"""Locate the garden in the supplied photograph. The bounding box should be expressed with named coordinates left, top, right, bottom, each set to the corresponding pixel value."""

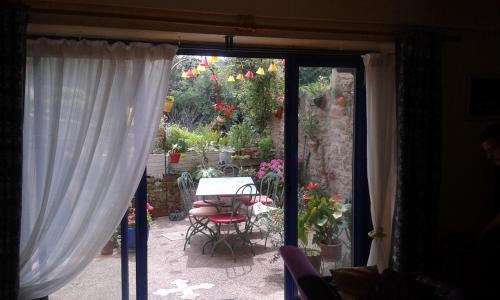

left=128, top=56, right=355, bottom=272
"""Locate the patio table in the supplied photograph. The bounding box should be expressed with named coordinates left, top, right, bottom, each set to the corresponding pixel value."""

left=195, top=176, right=257, bottom=198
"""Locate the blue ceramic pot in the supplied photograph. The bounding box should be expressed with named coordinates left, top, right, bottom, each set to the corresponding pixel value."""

left=126, top=227, right=149, bottom=249
left=168, top=211, right=185, bottom=221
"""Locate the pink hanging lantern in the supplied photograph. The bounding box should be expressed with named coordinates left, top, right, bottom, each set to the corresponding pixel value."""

left=186, top=69, right=194, bottom=78
left=200, top=56, right=209, bottom=67
left=245, top=71, right=254, bottom=78
left=210, top=74, right=217, bottom=81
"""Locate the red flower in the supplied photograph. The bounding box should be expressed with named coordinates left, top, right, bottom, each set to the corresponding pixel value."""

left=215, top=102, right=225, bottom=111
left=303, top=194, right=313, bottom=201
left=335, top=194, right=343, bottom=201
left=306, top=182, right=318, bottom=191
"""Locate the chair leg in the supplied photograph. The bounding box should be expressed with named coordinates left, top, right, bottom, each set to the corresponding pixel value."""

left=184, top=215, right=214, bottom=250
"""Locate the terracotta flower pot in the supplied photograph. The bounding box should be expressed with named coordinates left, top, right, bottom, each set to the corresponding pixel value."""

left=100, top=239, right=114, bottom=255
left=302, top=248, right=322, bottom=273
left=336, top=96, right=346, bottom=107
left=169, top=152, right=181, bottom=163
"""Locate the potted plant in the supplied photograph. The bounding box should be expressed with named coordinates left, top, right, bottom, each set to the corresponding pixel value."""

left=168, top=143, right=181, bottom=163
left=333, top=86, right=346, bottom=107
left=126, top=203, right=154, bottom=249
left=163, top=95, right=174, bottom=112
left=299, top=182, right=345, bottom=261
left=301, top=81, right=328, bottom=109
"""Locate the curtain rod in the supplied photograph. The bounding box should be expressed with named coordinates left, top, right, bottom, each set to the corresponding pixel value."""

left=26, top=35, right=376, bottom=57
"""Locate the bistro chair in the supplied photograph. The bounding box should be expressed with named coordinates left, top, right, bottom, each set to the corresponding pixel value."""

left=239, top=171, right=283, bottom=245
left=218, top=163, right=240, bottom=177
left=205, top=183, right=257, bottom=260
left=177, top=172, right=218, bottom=250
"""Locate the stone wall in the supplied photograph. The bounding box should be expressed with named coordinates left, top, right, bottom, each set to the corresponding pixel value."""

left=270, top=69, right=354, bottom=199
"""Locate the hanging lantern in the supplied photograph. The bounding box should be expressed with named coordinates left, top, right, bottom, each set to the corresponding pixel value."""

left=181, top=71, right=189, bottom=78
left=210, top=56, right=219, bottom=63
left=210, top=74, right=217, bottom=81
left=192, top=68, right=200, bottom=76
left=200, top=56, right=209, bottom=67
left=227, top=75, right=235, bottom=82
left=186, top=69, right=194, bottom=78
left=268, top=62, right=277, bottom=73
left=256, top=67, right=265, bottom=75
left=197, top=65, right=206, bottom=72
left=245, top=71, right=254, bottom=78
left=236, top=73, right=244, bottom=80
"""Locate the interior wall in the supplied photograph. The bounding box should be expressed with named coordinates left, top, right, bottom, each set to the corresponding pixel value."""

left=439, top=31, right=500, bottom=236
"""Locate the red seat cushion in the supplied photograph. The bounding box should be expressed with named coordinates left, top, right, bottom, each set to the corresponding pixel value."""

left=208, top=213, right=246, bottom=224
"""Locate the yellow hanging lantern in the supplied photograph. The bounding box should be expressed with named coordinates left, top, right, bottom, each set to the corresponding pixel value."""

left=236, top=73, right=244, bottom=80
left=227, top=75, right=236, bottom=82
left=197, top=65, right=206, bottom=72
left=210, top=56, right=219, bottom=63
left=268, top=62, right=277, bottom=73
left=181, top=71, right=189, bottom=78
left=192, top=68, right=200, bottom=76
left=256, top=67, right=266, bottom=75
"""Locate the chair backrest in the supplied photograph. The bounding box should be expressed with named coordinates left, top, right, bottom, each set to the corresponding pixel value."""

left=218, top=163, right=240, bottom=177
left=279, top=245, right=342, bottom=300
left=233, top=183, right=258, bottom=213
left=259, top=170, right=284, bottom=207
left=177, top=172, right=196, bottom=211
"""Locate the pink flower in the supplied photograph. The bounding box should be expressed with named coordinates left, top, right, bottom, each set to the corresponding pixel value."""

left=303, top=194, right=313, bottom=202
left=335, top=194, right=343, bottom=201
left=147, top=203, right=154, bottom=212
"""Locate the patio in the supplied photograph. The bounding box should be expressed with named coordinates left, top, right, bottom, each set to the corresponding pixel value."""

left=52, top=216, right=285, bottom=300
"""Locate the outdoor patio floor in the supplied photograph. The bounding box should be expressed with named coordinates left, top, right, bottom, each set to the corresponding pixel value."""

left=52, top=216, right=285, bottom=300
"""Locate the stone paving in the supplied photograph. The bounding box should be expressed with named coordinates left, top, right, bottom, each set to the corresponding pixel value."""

left=52, top=216, right=285, bottom=300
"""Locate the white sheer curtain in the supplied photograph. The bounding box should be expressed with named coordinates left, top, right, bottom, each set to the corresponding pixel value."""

left=20, top=38, right=176, bottom=299
left=363, top=54, right=396, bottom=272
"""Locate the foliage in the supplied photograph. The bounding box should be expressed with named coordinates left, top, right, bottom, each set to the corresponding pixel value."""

left=153, top=121, right=191, bottom=154
left=227, top=122, right=256, bottom=150
left=300, top=111, right=319, bottom=141
left=299, top=67, right=332, bottom=86
left=239, top=167, right=257, bottom=178
left=298, top=183, right=348, bottom=245
left=187, top=126, right=219, bottom=167
left=258, top=135, right=275, bottom=161
left=193, top=167, right=223, bottom=180
left=166, top=95, right=174, bottom=102
left=127, top=203, right=154, bottom=227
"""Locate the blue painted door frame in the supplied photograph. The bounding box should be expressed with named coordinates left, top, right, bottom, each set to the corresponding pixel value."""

left=122, top=47, right=370, bottom=300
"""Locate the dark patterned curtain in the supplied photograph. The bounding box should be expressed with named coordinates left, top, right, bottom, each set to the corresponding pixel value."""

left=0, top=5, right=26, bottom=299
left=390, top=31, right=441, bottom=275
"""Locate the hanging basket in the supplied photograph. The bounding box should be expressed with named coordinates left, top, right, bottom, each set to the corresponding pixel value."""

left=163, top=101, right=174, bottom=112
left=274, top=107, right=284, bottom=119
left=336, top=96, right=346, bottom=107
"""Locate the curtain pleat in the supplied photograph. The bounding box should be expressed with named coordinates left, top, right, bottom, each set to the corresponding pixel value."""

left=0, top=6, right=26, bottom=300
left=390, top=31, right=442, bottom=275
left=20, top=38, right=176, bottom=299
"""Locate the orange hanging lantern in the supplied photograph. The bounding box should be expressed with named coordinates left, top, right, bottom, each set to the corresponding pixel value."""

left=236, top=73, right=244, bottom=80
left=268, top=62, right=277, bottom=73
left=210, top=56, right=219, bottom=63
left=210, top=74, right=217, bottom=81
left=245, top=71, right=254, bottom=78
left=256, top=67, right=265, bottom=75
left=200, top=56, right=209, bottom=67
left=227, top=75, right=235, bottom=82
